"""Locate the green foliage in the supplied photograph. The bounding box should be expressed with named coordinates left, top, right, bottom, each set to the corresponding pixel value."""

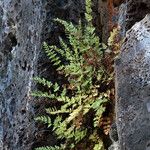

left=33, top=0, right=115, bottom=149
left=35, top=145, right=63, bottom=150
left=85, top=0, right=92, bottom=24
left=107, top=27, right=122, bottom=58
left=35, top=116, right=52, bottom=127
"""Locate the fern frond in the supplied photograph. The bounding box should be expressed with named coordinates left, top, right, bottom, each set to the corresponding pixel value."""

left=93, top=141, right=104, bottom=150
left=31, top=91, right=55, bottom=99
left=85, top=0, right=92, bottom=23
left=55, top=19, right=83, bottom=61
left=43, top=42, right=62, bottom=67
left=35, top=145, right=62, bottom=150
left=58, top=37, right=70, bottom=56
left=33, top=77, right=52, bottom=88
left=46, top=107, right=70, bottom=115
left=108, top=27, right=119, bottom=47
left=93, top=106, right=106, bottom=128
left=54, top=121, right=67, bottom=139
left=57, top=94, right=70, bottom=103
left=54, top=18, right=78, bottom=35
left=48, top=45, right=64, bottom=57
left=35, top=116, right=52, bottom=127
left=74, top=129, right=87, bottom=142
left=63, top=126, right=75, bottom=139
left=83, top=103, right=92, bottom=115
left=53, top=116, right=63, bottom=130
left=53, top=82, right=60, bottom=92
left=56, top=65, right=65, bottom=72
left=66, top=106, right=83, bottom=123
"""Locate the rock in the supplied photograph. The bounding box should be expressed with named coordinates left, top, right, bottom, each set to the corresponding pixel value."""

left=115, top=14, right=150, bottom=150
left=1, top=0, right=150, bottom=149
left=109, top=122, right=118, bottom=142
left=108, top=141, right=120, bottom=150
left=0, top=0, right=44, bottom=149
left=125, top=0, right=150, bottom=30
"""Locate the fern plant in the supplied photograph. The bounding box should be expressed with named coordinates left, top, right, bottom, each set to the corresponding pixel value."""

left=32, top=0, right=115, bottom=149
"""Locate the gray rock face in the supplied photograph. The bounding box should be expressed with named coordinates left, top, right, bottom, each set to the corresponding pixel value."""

left=125, top=0, right=150, bottom=30
left=0, top=0, right=44, bottom=149
left=1, top=0, right=150, bottom=149
left=115, top=14, right=150, bottom=150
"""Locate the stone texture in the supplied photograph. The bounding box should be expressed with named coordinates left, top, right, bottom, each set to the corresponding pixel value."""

left=0, top=0, right=44, bottom=149
left=125, top=0, right=150, bottom=30
left=115, top=14, right=150, bottom=150
left=98, top=0, right=110, bottom=42
left=97, top=0, right=150, bottom=43
left=1, top=0, right=150, bottom=149
left=97, top=0, right=127, bottom=43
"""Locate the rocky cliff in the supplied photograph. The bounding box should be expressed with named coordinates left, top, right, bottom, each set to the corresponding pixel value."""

left=0, top=0, right=150, bottom=149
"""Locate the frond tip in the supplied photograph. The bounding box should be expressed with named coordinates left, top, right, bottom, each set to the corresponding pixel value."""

left=35, top=116, right=52, bottom=127
left=35, top=145, right=62, bottom=150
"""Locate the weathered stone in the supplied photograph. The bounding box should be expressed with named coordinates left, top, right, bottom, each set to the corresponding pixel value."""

left=98, top=0, right=110, bottom=42
left=97, top=0, right=150, bottom=43
left=0, top=0, right=44, bottom=149
left=108, top=142, right=120, bottom=150
left=1, top=0, right=150, bottom=149
left=125, top=0, right=150, bottom=30
left=115, top=14, right=150, bottom=150
left=97, top=0, right=127, bottom=43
